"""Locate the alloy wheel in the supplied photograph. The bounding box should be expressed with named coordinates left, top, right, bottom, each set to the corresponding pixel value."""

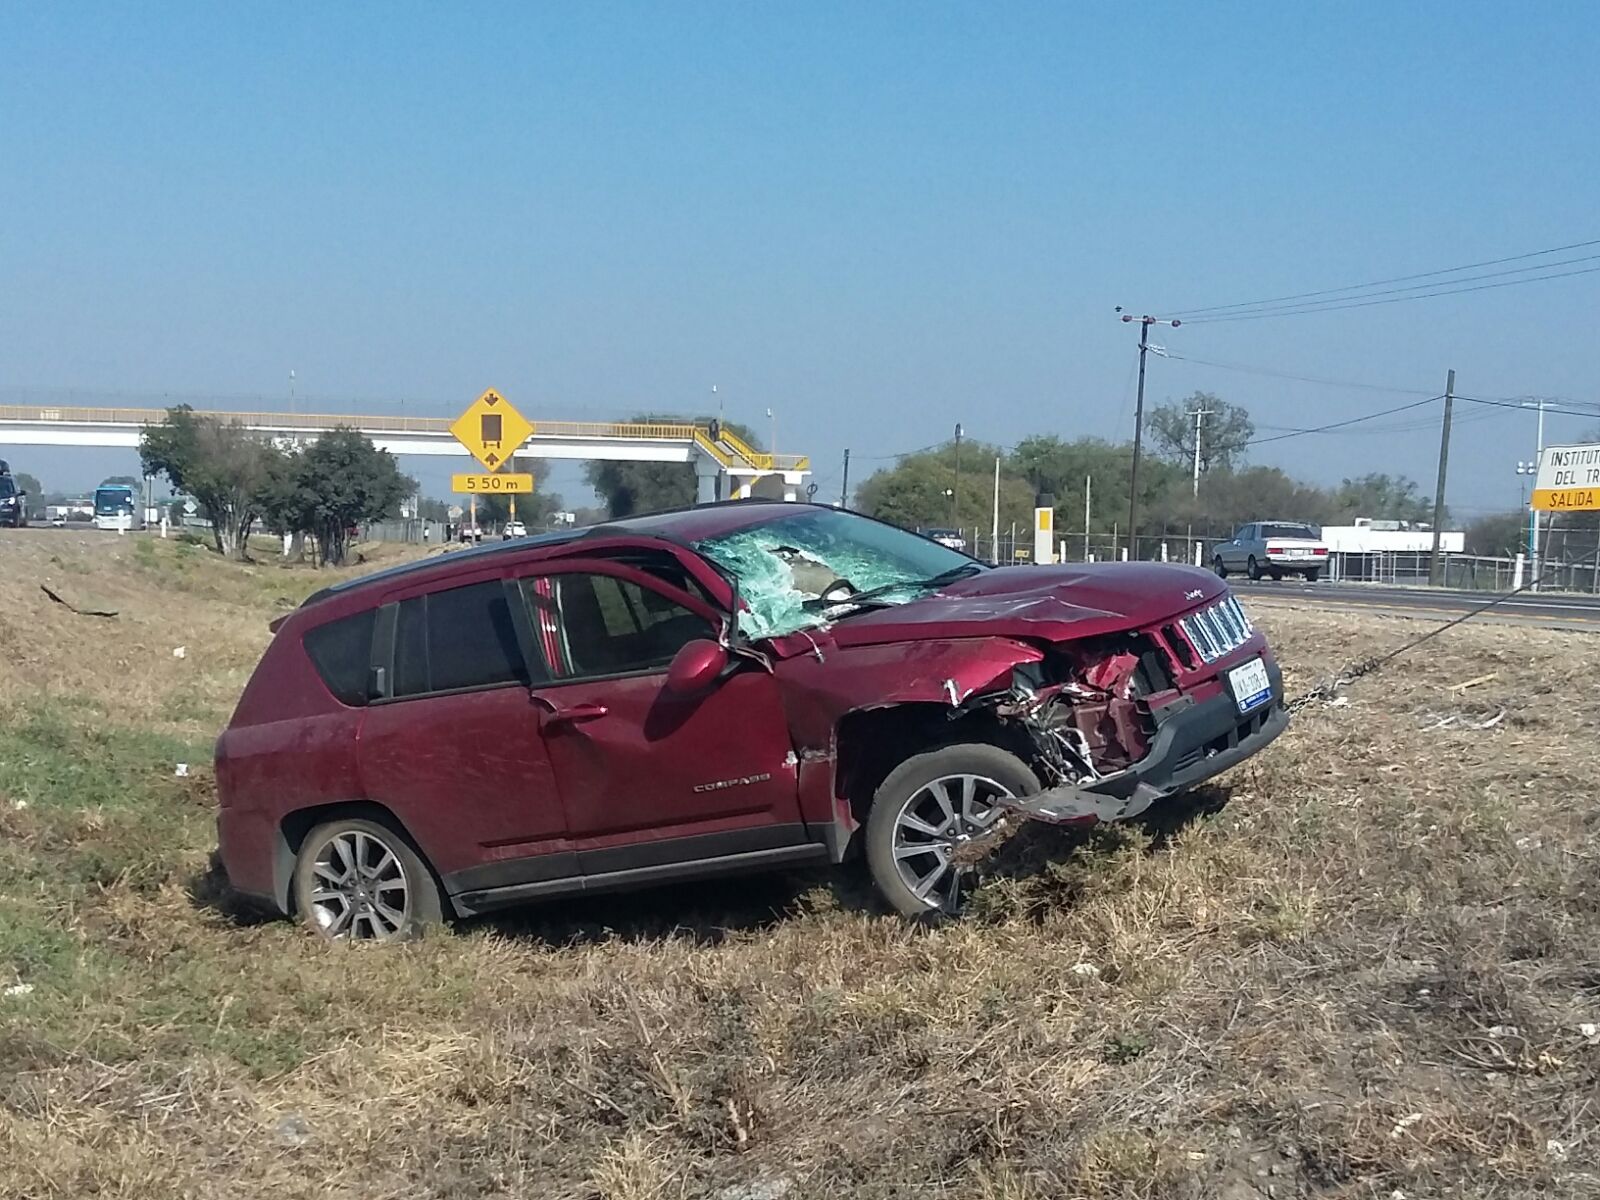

left=307, top=829, right=411, bottom=940
left=890, top=773, right=1012, bottom=910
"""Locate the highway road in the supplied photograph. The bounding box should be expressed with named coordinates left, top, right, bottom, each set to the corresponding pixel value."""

left=1231, top=578, right=1600, bottom=632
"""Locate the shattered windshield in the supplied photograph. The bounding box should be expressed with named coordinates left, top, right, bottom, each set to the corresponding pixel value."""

left=694, top=508, right=980, bottom=638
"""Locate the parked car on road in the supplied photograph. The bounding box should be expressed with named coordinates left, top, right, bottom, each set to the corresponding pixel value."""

left=216, top=501, right=1287, bottom=939
left=1213, top=521, right=1329, bottom=581
left=0, top=469, right=27, bottom=528
left=923, top=527, right=967, bottom=551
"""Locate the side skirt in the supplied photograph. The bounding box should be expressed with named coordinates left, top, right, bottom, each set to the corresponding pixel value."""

left=449, top=842, right=830, bottom=917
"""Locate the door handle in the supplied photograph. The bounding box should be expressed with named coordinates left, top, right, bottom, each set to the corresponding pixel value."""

left=532, top=697, right=609, bottom=728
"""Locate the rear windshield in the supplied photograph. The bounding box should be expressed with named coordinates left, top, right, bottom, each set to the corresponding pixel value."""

left=303, top=609, right=377, bottom=706
left=1261, top=523, right=1318, bottom=540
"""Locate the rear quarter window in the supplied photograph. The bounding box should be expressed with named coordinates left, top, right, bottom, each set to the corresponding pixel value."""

left=303, top=609, right=376, bottom=706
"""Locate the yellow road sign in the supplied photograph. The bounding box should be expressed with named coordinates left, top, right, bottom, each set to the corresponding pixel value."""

left=453, top=473, right=535, bottom=494
left=450, top=388, right=534, bottom=472
left=1532, top=488, right=1600, bottom=512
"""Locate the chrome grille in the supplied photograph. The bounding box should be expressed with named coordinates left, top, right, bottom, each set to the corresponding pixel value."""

left=1179, top=595, right=1253, bottom=663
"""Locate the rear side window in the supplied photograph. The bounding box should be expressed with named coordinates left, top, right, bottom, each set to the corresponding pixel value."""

left=392, top=580, right=537, bottom=697
left=303, top=609, right=377, bottom=706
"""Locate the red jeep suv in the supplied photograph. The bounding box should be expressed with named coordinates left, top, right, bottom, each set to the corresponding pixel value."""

left=216, top=502, right=1286, bottom=939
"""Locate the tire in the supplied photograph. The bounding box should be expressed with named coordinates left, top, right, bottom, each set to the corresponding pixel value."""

left=291, top=816, right=443, bottom=941
left=1213, top=556, right=1228, bottom=579
left=1305, top=568, right=1321, bottom=582
left=1247, top=556, right=1264, bottom=581
left=1269, top=569, right=1282, bottom=581
left=865, top=743, right=1040, bottom=917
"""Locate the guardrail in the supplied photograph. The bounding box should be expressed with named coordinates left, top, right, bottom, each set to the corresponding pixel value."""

left=716, top=427, right=811, bottom=471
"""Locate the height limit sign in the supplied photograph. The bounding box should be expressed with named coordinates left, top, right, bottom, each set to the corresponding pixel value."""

left=450, top=388, right=534, bottom=472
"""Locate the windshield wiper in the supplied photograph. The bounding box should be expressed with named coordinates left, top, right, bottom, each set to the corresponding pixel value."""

left=828, top=563, right=984, bottom=610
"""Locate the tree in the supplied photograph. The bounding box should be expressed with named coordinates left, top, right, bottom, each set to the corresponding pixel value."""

left=13, top=472, right=42, bottom=498
left=100, top=474, right=142, bottom=488
left=259, top=428, right=412, bottom=566
left=139, top=406, right=281, bottom=559
left=854, top=441, right=1036, bottom=533
left=1146, top=393, right=1254, bottom=475
left=1330, top=473, right=1433, bottom=524
left=1007, top=434, right=1184, bottom=540
left=584, top=415, right=763, bottom=517
left=1464, top=511, right=1528, bottom=557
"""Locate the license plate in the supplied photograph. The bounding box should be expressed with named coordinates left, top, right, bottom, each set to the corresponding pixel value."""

left=1228, top=657, right=1273, bottom=714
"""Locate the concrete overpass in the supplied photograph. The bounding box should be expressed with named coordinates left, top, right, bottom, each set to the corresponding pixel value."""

left=0, top=403, right=812, bottom=503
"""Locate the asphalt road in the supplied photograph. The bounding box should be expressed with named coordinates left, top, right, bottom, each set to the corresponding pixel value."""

left=1231, top=577, right=1600, bottom=632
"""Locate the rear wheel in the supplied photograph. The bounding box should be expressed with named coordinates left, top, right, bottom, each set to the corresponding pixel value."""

left=291, top=817, right=443, bottom=941
left=866, top=744, right=1040, bottom=917
left=1247, top=556, right=1264, bottom=581
left=1213, top=556, right=1228, bottom=578
left=1305, top=568, right=1321, bottom=582
left=1269, top=569, right=1283, bottom=581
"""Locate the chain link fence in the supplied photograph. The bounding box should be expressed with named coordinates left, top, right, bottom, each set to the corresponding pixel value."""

left=950, top=526, right=1600, bottom=594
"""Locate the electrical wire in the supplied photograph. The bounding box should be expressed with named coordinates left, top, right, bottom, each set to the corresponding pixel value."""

left=1240, top=395, right=1441, bottom=447
left=1180, top=263, right=1600, bottom=324
left=1161, top=352, right=1436, bottom=396
left=1456, top=394, right=1600, bottom=420
left=1169, top=236, right=1600, bottom=319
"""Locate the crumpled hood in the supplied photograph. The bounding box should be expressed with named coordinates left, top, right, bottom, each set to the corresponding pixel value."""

left=816, top=562, right=1226, bottom=649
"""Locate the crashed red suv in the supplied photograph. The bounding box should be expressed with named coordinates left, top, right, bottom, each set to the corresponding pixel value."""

left=216, top=502, right=1286, bottom=938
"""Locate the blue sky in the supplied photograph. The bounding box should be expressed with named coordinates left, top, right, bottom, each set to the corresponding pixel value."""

left=4, top=2, right=1597, bottom=516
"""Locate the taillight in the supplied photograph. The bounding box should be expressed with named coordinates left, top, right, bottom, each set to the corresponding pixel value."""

left=1266, top=544, right=1282, bottom=554
left=1313, top=547, right=1328, bottom=556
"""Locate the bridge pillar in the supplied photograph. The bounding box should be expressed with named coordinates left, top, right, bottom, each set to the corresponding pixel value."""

left=694, top=458, right=722, bottom=505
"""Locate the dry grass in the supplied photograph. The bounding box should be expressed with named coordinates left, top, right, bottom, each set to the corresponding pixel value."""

left=2, top=529, right=1598, bottom=1199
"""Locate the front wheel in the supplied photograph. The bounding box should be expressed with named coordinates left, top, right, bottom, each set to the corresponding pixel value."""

left=865, top=744, right=1040, bottom=917
left=1213, top=556, right=1228, bottom=578
left=291, top=817, right=443, bottom=941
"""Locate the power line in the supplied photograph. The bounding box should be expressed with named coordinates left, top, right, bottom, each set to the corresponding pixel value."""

left=1181, top=253, right=1600, bottom=321
left=1181, top=262, right=1600, bottom=324
left=1241, top=395, right=1441, bottom=447
left=1169, top=236, right=1600, bottom=318
left=1455, top=393, right=1600, bottom=421
left=1163, top=352, right=1435, bottom=396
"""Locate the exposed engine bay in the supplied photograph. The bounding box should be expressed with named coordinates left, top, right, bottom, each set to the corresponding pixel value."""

left=951, top=633, right=1185, bottom=830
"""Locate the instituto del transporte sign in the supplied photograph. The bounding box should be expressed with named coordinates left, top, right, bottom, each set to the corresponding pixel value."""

left=1531, top=443, right=1600, bottom=513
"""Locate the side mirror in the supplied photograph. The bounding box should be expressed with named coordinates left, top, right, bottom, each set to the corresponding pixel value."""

left=665, top=639, right=729, bottom=694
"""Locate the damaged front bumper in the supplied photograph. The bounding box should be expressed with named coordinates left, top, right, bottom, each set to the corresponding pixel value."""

left=1007, top=660, right=1287, bottom=825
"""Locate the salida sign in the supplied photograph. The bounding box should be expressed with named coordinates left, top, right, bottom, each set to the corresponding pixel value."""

left=1531, top=443, right=1600, bottom=513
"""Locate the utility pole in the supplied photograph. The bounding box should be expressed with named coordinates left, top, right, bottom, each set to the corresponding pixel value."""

left=1188, top=401, right=1213, bottom=497
left=1428, top=370, right=1455, bottom=586
left=839, top=448, right=851, bottom=508
left=990, top=456, right=1000, bottom=563
left=1084, top=474, right=1092, bottom=561
left=1118, top=311, right=1181, bottom=557
left=952, top=423, right=964, bottom=525
left=1523, top=399, right=1547, bottom=589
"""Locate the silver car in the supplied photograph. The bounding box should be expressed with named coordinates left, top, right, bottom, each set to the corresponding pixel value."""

left=1213, top=521, right=1329, bottom=581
